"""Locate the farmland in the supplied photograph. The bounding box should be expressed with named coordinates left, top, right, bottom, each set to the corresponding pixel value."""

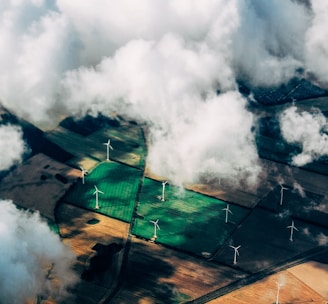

left=43, top=113, right=327, bottom=304
left=2, top=110, right=326, bottom=303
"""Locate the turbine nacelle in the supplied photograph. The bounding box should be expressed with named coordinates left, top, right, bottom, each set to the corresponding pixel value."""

left=103, top=139, right=113, bottom=150
left=93, top=185, right=104, bottom=195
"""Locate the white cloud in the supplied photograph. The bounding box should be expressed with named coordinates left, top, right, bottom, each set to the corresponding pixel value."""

left=0, top=199, right=78, bottom=304
left=316, top=232, right=328, bottom=246
left=62, top=36, right=261, bottom=186
left=0, top=0, right=79, bottom=124
left=146, top=92, right=262, bottom=187
left=0, top=0, right=326, bottom=187
left=279, top=106, right=328, bottom=166
left=305, top=0, right=328, bottom=85
left=0, top=125, right=26, bottom=171
left=232, top=0, right=309, bottom=87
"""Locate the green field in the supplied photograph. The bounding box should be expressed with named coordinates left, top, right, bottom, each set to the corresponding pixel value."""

left=132, top=178, right=250, bottom=256
left=63, top=161, right=142, bottom=222
left=62, top=160, right=251, bottom=256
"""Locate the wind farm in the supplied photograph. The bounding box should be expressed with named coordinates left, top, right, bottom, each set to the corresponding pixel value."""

left=2, top=1, right=328, bottom=302
left=0, top=107, right=327, bottom=304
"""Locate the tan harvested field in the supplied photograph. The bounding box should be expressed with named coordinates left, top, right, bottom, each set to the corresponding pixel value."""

left=56, top=203, right=130, bottom=304
left=207, top=270, right=327, bottom=304
left=288, top=261, right=328, bottom=299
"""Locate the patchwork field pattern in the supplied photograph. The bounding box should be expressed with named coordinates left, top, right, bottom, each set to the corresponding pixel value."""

left=42, top=114, right=328, bottom=303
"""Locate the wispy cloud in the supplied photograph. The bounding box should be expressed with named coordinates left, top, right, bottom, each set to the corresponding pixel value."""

left=0, top=200, right=78, bottom=304
left=0, top=0, right=326, bottom=185
left=279, top=105, right=328, bottom=166
left=0, top=124, right=26, bottom=171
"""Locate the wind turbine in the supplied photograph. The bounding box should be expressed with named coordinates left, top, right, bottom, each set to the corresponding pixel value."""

left=275, top=281, right=282, bottom=304
left=161, top=181, right=168, bottom=202
left=150, top=219, right=160, bottom=239
left=279, top=183, right=288, bottom=205
left=286, top=220, right=298, bottom=242
left=80, top=166, right=88, bottom=184
left=93, top=185, right=104, bottom=209
left=222, top=204, right=232, bottom=224
left=103, top=139, right=113, bottom=161
left=230, top=245, right=241, bottom=265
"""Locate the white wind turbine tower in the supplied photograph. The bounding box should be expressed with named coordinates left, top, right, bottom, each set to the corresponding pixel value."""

left=287, top=220, right=298, bottom=242
left=275, top=281, right=282, bottom=304
left=80, top=166, right=88, bottom=184
left=150, top=219, right=160, bottom=239
left=93, top=185, right=104, bottom=209
left=161, top=181, right=168, bottom=202
left=279, top=183, right=288, bottom=205
left=103, top=139, right=113, bottom=161
left=222, top=204, right=232, bottom=224
left=230, top=245, right=241, bottom=265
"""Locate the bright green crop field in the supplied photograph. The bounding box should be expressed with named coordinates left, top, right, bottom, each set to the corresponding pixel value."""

left=63, top=161, right=142, bottom=222
left=132, top=178, right=250, bottom=256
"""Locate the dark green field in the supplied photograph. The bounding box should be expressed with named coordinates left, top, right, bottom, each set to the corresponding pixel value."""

left=88, top=124, right=146, bottom=168
left=45, top=119, right=146, bottom=169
